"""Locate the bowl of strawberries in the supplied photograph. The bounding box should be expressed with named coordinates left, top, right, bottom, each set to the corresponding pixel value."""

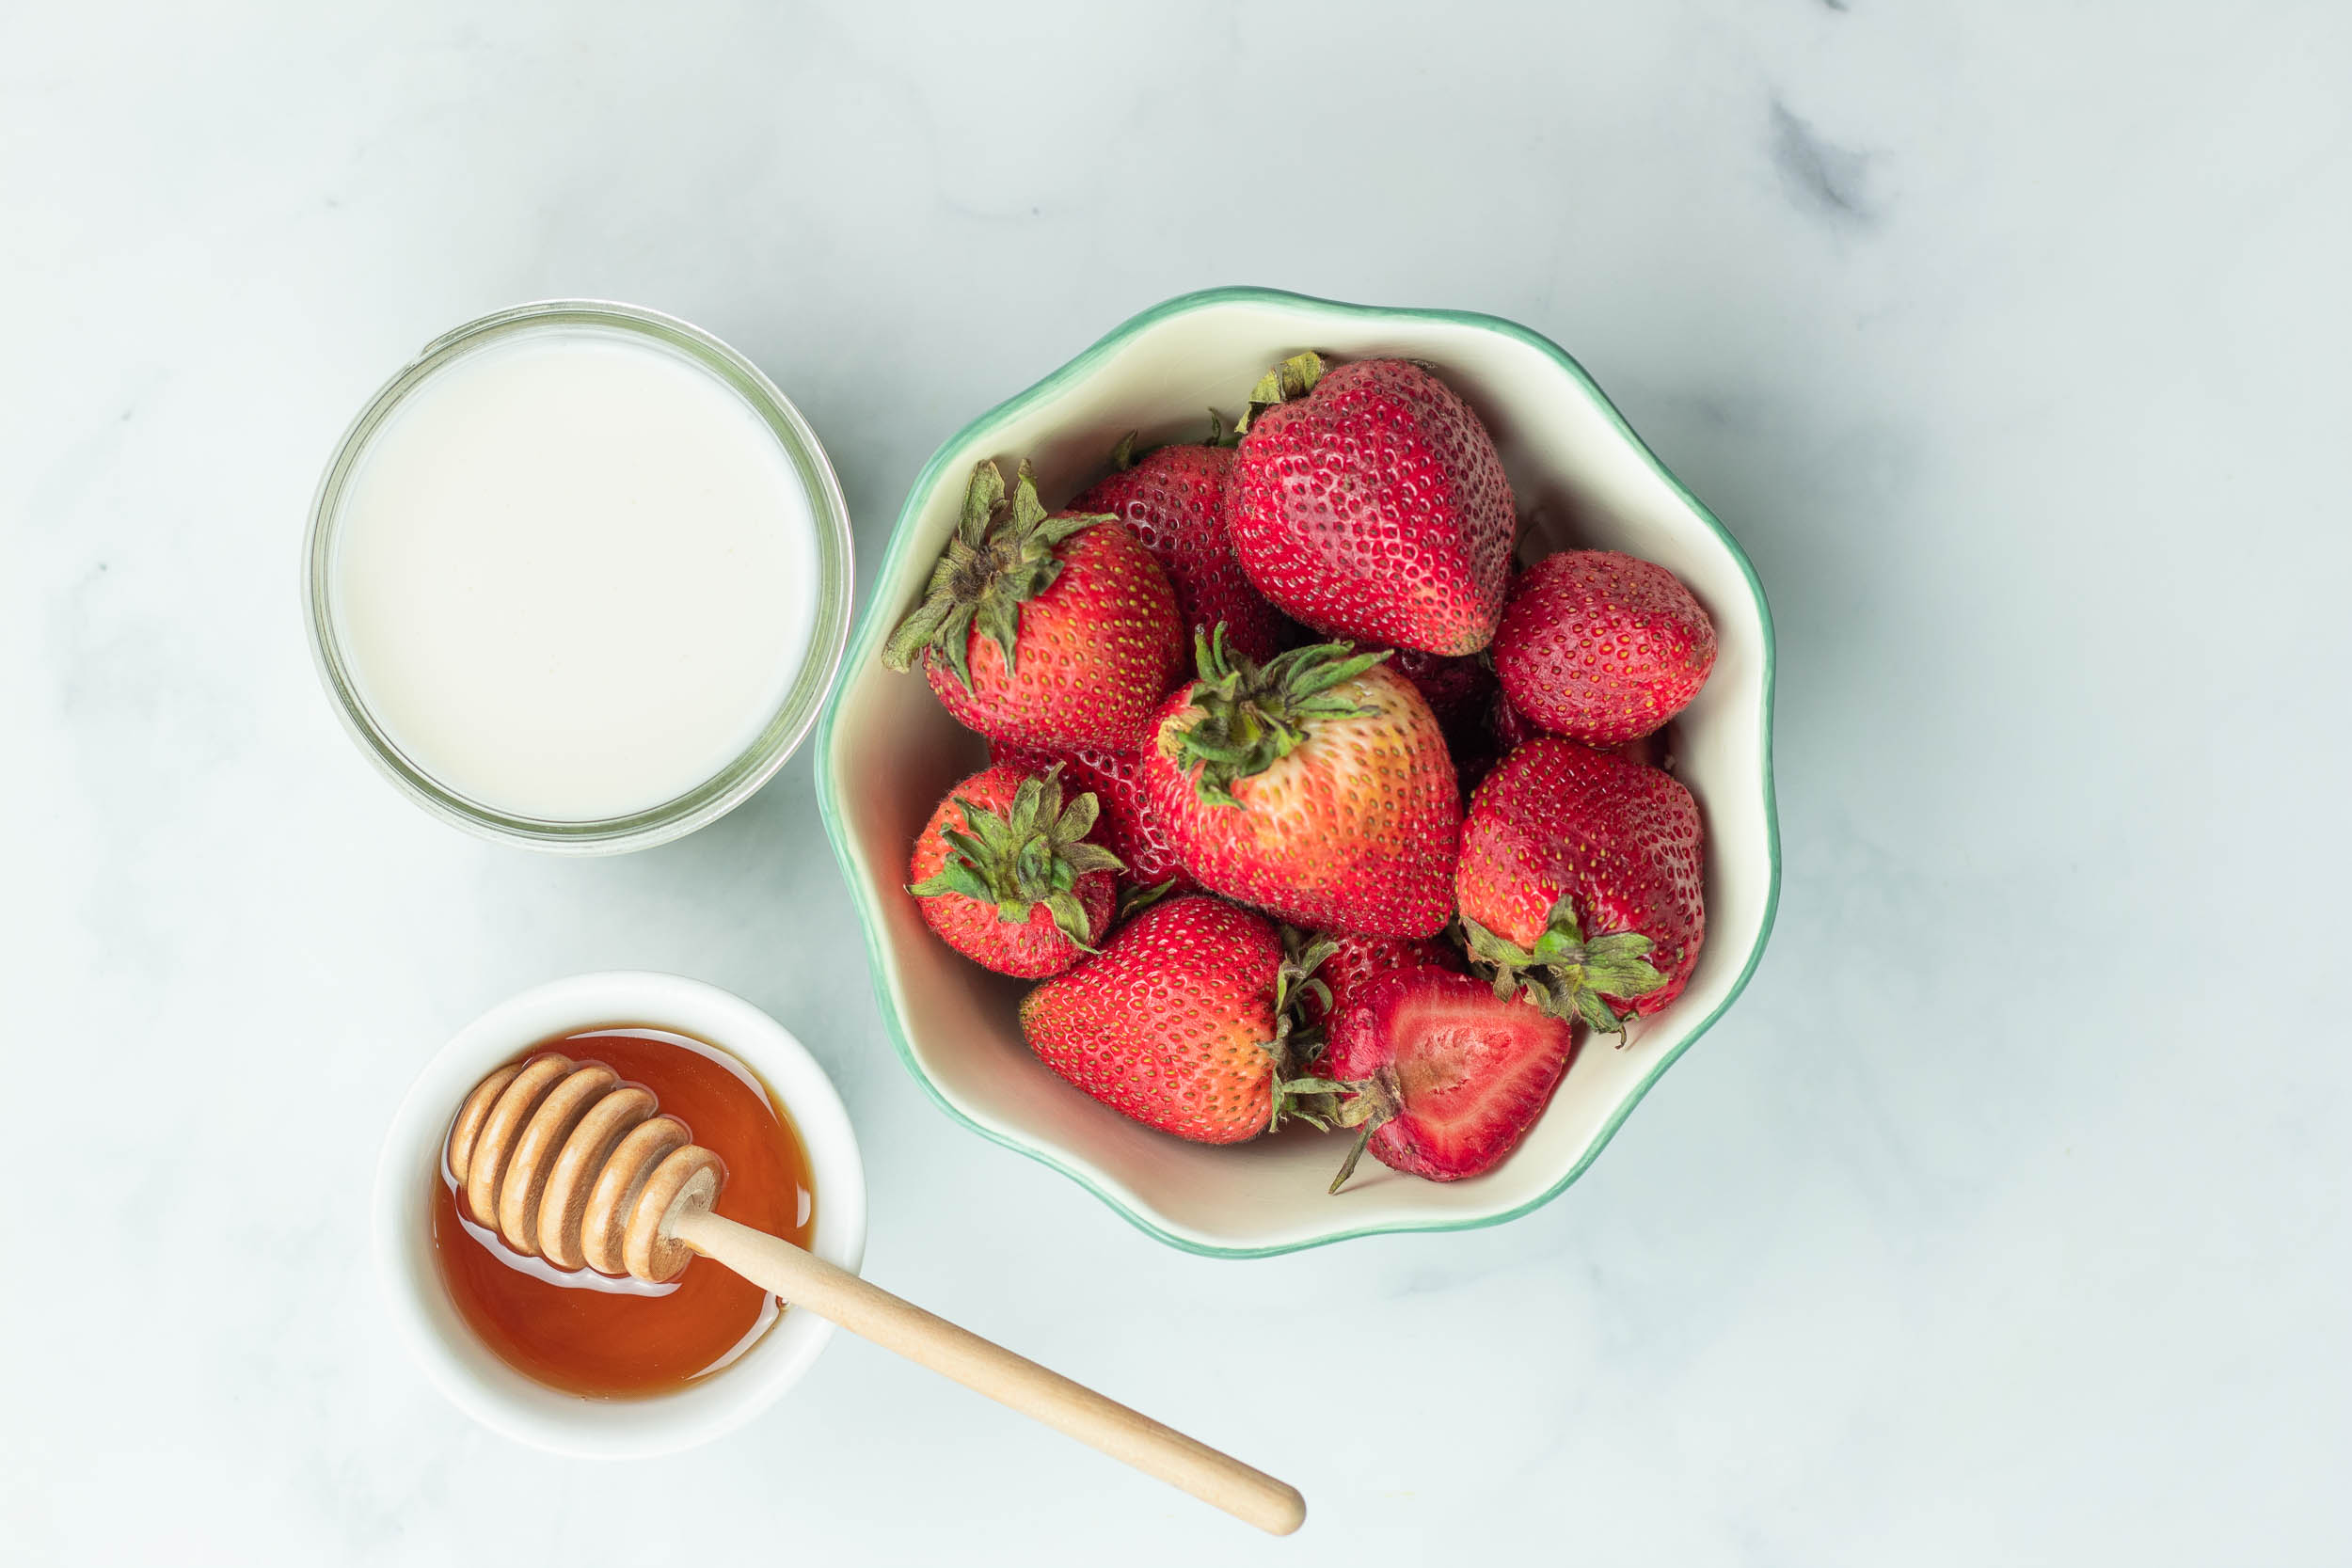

left=816, top=286, right=1778, bottom=1257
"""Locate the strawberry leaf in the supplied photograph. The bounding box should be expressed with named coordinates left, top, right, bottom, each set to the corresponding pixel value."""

left=1166, top=627, right=1390, bottom=805
left=903, top=765, right=1124, bottom=948
left=1460, top=895, right=1665, bottom=1045
left=882, top=458, right=1111, bottom=692
left=1237, top=350, right=1327, bottom=436
left=1117, top=878, right=1178, bottom=918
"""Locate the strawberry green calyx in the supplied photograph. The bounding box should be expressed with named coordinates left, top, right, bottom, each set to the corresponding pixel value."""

left=1327, top=1077, right=1398, bottom=1194
left=1259, top=928, right=1344, bottom=1134
left=1116, top=877, right=1179, bottom=918
left=904, top=768, right=1123, bottom=950
left=1274, top=1065, right=1397, bottom=1193
left=1278, top=926, right=1341, bottom=1032
left=1460, top=895, right=1667, bottom=1043
left=1236, top=350, right=1327, bottom=436
left=882, top=459, right=1109, bottom=691
left=1168, top=627, right=1390, bottom=809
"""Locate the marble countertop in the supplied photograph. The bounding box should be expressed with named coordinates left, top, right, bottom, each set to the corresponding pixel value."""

left=7, top=3, right=2348, bottom=1563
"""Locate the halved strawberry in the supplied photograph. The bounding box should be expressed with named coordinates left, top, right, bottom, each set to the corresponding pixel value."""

left=1310, top=968, right=1575, bottom=1190
left=1289, top=927, right=1460, bottom=1031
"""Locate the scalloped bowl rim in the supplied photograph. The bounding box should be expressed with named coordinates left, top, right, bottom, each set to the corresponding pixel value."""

left=816, top=285, right=1780, bottom=1259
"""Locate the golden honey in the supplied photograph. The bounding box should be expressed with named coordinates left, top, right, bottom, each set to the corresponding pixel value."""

left=432, top=1028, right=817, bottom=1399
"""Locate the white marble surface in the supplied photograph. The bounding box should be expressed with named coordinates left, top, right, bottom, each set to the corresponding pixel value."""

left=6, top=2, right=2348, bottom=1562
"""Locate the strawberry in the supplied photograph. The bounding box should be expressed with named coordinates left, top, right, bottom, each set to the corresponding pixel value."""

left=1141, top=631, right=1462, bottom=939
left=1455, top=736, right=1706, bottom=1036
left=1493, top=549, right=1716, bottom=745
left=1486, top=685, right=1669, bottom=771
left=883, top=459, right=1184, bottom=752
left=1072, top=425, right=1285, bottom=662
left=1017, top=895, right=1325, bottom=1144
left=1290, top=927, right=1460, bottom=1030
left=1375, top=642, right=1500, bottom=787
left=1489, top=687, right=1546, bottom=752
left=1382, top=646, right=1496, bottom=734
left=993, top=739, right=1196, bottom=899
left=1605, top=730, right=1669, bottom=770
left=1309, top=967, right=1575, bottom=1190
left=906, top=763, right=1121, bottom=979
left=1228, top=353, right=1517, bottom=656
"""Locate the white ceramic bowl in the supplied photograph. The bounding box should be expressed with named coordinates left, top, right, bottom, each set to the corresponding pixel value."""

left=817, top=287, right=1779, bottom=1258
left=373, top=972, right=867, bottom=1456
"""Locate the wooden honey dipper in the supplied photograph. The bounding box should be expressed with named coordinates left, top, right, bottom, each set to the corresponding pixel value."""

left=447, top=1053, right=1308, bottom=1536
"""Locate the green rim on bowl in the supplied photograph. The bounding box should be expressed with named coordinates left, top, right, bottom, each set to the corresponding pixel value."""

left=817, top=285, right=1781, bottom=1259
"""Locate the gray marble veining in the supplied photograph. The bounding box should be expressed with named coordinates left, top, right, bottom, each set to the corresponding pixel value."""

left=4, top=2, right=2348, bottom=1563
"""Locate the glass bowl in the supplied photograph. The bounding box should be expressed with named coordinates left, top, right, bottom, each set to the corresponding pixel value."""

left=304, top=300, right=853, bottom=854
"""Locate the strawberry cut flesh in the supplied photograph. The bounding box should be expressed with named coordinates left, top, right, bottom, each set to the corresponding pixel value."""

left=1323, top=970, right=1575, bottom=1181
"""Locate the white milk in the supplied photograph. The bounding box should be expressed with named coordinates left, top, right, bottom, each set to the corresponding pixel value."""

left=331, top=330, right=818, bottom=822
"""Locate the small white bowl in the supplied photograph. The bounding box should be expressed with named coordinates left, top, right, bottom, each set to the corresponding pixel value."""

left=817, top=287, right=1780, bottom=1258
left=373, top=972, right=867, bottom=1457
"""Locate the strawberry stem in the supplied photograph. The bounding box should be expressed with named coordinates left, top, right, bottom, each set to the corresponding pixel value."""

left=1287, top=1068, right=1400, bottom=1192
left=1260, top=930, right=1348, bottom=1134
left=1328, top=1125, right=1375, bottom=1195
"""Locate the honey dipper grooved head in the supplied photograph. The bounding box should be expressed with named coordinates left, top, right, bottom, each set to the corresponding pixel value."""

left=537, top=1085, right=656, bottom=1269
left=460, top=1054, right=573, bottom=1227
left=447, top=1064, right=519, bottom=1183
left=495, top=1062, right=618, bottom=1256
left=625, top=1145, right=725, bottom=1284
left=578, top=1115, right=690, bottom=1275
left=448, top=1055, right=729, bottom=1284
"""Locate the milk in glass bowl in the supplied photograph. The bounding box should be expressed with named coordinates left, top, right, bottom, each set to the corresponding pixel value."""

left=305, top=301, right=852, bottom=852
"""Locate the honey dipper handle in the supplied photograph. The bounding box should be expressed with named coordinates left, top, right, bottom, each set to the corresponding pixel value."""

left=671, top=1211, right=1307, bottom=1536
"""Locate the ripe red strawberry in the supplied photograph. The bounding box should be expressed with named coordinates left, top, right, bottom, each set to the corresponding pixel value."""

left=1310, top=968, right=1575, bottom=1190
left=1488, top=687, right=1671, bottom=770
left=1455, top=737, right=1706, bottom=1035
left=1605, top=730, right=1668, bottom=769
left=1017, top=895, right=1325, bottom=1144
left=906, top=763, right=1120, bottom=979
left=1489, top=687, right=1547, bottom=752
left=1072, top=426, right=1285, bottom=662
left=884, top=459, right=1184, bottom=752
left=1382, top=646, right=1496, bottom=733
left=1291, top=927, right=1460, bottom=1030
left=1141, top=632, right=1462, bottom=938
left=993, top=739, right=1195, bottom=898
left=1493, top=550, right=1716, bottom=745
left=1228, top=354, right=1517, bottom=656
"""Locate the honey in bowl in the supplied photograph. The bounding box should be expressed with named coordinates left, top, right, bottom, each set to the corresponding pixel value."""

left=433, top=1028, right=817, bottom=1399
